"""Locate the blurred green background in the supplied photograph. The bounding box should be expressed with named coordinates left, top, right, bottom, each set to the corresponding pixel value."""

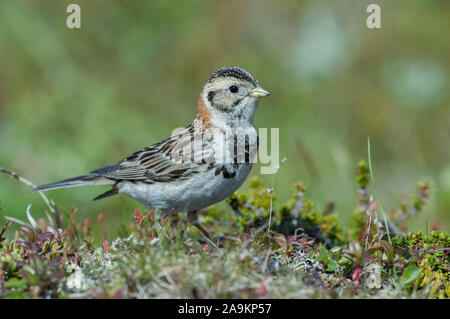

left=1, top=0, right=449, bottom=238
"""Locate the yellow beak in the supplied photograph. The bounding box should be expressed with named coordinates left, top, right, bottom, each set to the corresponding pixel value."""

left=250, top=87, right=271, bottom=98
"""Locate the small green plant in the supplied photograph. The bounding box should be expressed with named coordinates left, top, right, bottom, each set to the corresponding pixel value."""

left=226, top=178, right=342, bottom=248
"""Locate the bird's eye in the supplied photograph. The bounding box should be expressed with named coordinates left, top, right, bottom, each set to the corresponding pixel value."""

left=229, top=85, right=239, bottom=93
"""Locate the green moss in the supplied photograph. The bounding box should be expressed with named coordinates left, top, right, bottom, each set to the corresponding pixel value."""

left=392, top=231, right=449, bottom=297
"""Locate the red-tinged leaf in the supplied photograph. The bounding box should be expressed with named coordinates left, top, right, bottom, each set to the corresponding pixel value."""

left=18, top=225, right=35, bottom=241
left=81, top=218, right=90, bottom=234
left=114, top=289, right=125, bottom=299
left=133, top=208, right=142, bottom=223
left=431, top=221, right=440, bottom=231
left=376, top=240, right=394, bottom=259
left=352, top=267, right=362, bottom=286
left=35, top=232, right=55, bottom=243
left=352, top=268, right=362, bottom=280
left=98, top=213, right=107, bottom=241
left=272, top=233, right=286, bottom=246
left=102, top=240, right=109, bottom=254
left=256, top=283, right=267, bottom=297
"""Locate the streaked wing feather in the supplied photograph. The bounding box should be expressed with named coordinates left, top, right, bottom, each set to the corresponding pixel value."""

left=91, top=124, right=211, bottom=183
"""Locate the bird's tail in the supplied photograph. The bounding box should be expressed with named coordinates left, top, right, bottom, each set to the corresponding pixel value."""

left=34, top=175, right=113, bottom=192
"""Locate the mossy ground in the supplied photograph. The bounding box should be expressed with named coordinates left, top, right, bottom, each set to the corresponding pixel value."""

left=0, top=161, right=449, bottom=299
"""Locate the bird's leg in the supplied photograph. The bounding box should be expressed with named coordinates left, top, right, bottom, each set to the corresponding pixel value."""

left=187, top=210, right=211, bottom=240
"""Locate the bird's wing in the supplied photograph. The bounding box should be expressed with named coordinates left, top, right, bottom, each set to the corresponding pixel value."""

left=91, top=125, right=214, bottom=183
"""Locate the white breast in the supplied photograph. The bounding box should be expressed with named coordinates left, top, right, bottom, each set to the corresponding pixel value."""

left=118, top=163, right=252, bottom=212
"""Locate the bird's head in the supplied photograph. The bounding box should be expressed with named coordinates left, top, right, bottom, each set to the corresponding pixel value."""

left=197, top=66, right=270, bottom=128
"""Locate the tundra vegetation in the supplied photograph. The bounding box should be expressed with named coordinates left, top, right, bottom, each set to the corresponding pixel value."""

left=0, top=159, right=448, bottom=299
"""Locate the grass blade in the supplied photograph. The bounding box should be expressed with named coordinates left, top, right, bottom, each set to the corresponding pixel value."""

left=367, top=137, right=391, bottom=243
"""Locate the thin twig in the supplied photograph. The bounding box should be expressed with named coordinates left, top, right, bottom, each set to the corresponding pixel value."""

left=203, top=235, right=223, bottom=255
left=3, top=216, right=28, bottom=226
left=0, top=167, right=55, bottom=215
left=266, top=171, right=276, bottom=237
left=0, top=220, right=15, bottom=242
left=60, top=206, right=77, bottom=270
left=158, top=208, right=175, bottom=246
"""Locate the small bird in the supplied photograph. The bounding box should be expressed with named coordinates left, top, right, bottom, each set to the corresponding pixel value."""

left=35, top=67, right=271, bottom=238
